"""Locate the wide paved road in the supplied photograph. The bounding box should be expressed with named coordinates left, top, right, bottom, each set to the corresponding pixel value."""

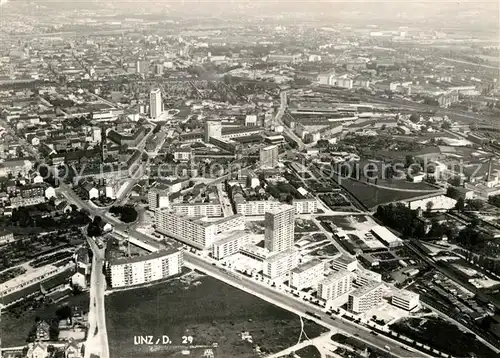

left=85, top=236, right=110, bottom=358
left=276, top=91, right=305, bottom=151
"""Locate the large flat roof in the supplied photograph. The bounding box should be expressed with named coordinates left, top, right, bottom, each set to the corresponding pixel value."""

left=265, top=248, right=297, bottom=263
left=371, top=225, right=402, bottom=244
left=109, top=247, right=180, bottom=266
left=394, top=289, right=419, bottom=301
left=213, top=230, right=248, bottom=246
left=319, top=269, right=352, bottom=285
left=350, top=281, right=383, bottom=298
left=291, top=259, right=323, bottom=274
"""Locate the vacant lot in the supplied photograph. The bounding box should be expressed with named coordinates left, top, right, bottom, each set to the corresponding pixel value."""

left=106, top=275, right=328, bottom=358
left=310, top=244, right=339, bottom=257
left=295, top=219, right=319, bottom=233
left=390, top=317, right=496, bottom=357
left=331, top=333, right=389, bottom=357
left=324, top=215, right=369, bottom=230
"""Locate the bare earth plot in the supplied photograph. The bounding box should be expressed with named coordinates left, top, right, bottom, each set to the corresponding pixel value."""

left=105, top=274, right=328, bottom=358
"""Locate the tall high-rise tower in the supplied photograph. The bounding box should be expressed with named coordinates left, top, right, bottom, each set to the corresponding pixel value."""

left=260, top=145, right=279, bottom=168
left=264, top=204, right=295, bottom=253
left=203, top=119, right=222, bottom=142
left=100, top=125, right=107, bottom=162
left=150, top=88, right=162, bottom=119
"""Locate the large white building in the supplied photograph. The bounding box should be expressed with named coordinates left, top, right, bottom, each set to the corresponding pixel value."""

left=293, top=198, right=318, bottom=214
left=236, top=200, right=281, bottom=216
left=348, top=281, right=384, bottom=313
left=318, top=269, right=353, bottom=300
left=204, top=119, right=222, bottom=142
left=173, top=148, right=193, bottom=162
left=370, top=226, right=403, bottom=248
left=290, top=259, right=325, bottom=290
left=212, top=231, right=250, bottom=260
left=392, top=289, right=420, bottom=311
left=332, top=255, right=358, bottom=272
left=245, top=114, right=258, bottom=126
left=265, top=204, right=295, bottom=253
left=155, top=210, right=244, bottom=249
left=149, top=88, right=162, bottom=119
left=260, top=145, right=279, bottom=169
left=355, top=269, right=382, bottom=286
left=263, top=248, right=299, bottom=279
left=172, top=203, right=222, bottom=217
left=107, top=248, right=183, bottom=288
left=148, top=186, right=170, bottom=210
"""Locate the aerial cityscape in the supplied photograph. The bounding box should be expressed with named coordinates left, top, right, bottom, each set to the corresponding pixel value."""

left=0, top=0, right=499, bottom=357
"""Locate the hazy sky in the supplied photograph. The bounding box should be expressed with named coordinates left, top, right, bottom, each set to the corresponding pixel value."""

left=1, top=0, right=498, bottom=28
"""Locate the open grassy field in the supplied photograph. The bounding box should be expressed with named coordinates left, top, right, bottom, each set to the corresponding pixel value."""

left=106, top=274, right=328, bottom=358
left=295, top=345, right=321, bottom=358
left=340, top=179, right=437, bottom=209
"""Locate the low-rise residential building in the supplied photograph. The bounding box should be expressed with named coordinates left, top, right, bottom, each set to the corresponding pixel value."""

left=348, top=281, right=384, bottom=313
left=74, top=247, right=90, bottom=274
left=332, top=255, right=358, bottom=272
left=293, top=198, right=318, bottom=214
left=10, top=195, right=45, bottom=208
left=35, top=321, right=51, bottom=341
left=212, top=231, right=250, bottom=260
left=263, top=248, right=299, bottom=279
left=107, top=248, right=183, bottom=288
left=0, top=230, right=14, bottom=245
left=64, top=339, right=82, bottom=358
left=392, top=289, right=420, bottom=311
left=173, top=148, right=193, bottom=162
left=81, top=182, right=99, bottom=200
left=71, top=267, right=87, bottom=290
left=318, top=269, right=353, bottom=300
left=20, top=184, right=45, bottom=198
left=290, top=259, right=325, bottom=290
left=27, top=341, right=48, bottom=358
left=355, top=269, right=382, bottom=286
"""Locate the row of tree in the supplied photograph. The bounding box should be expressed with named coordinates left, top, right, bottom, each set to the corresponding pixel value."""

left=375, top=202, right=487, bottom=248
left=109, top=205, right=138, bottom=223
left=456, top=248, right=500, bottom=277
